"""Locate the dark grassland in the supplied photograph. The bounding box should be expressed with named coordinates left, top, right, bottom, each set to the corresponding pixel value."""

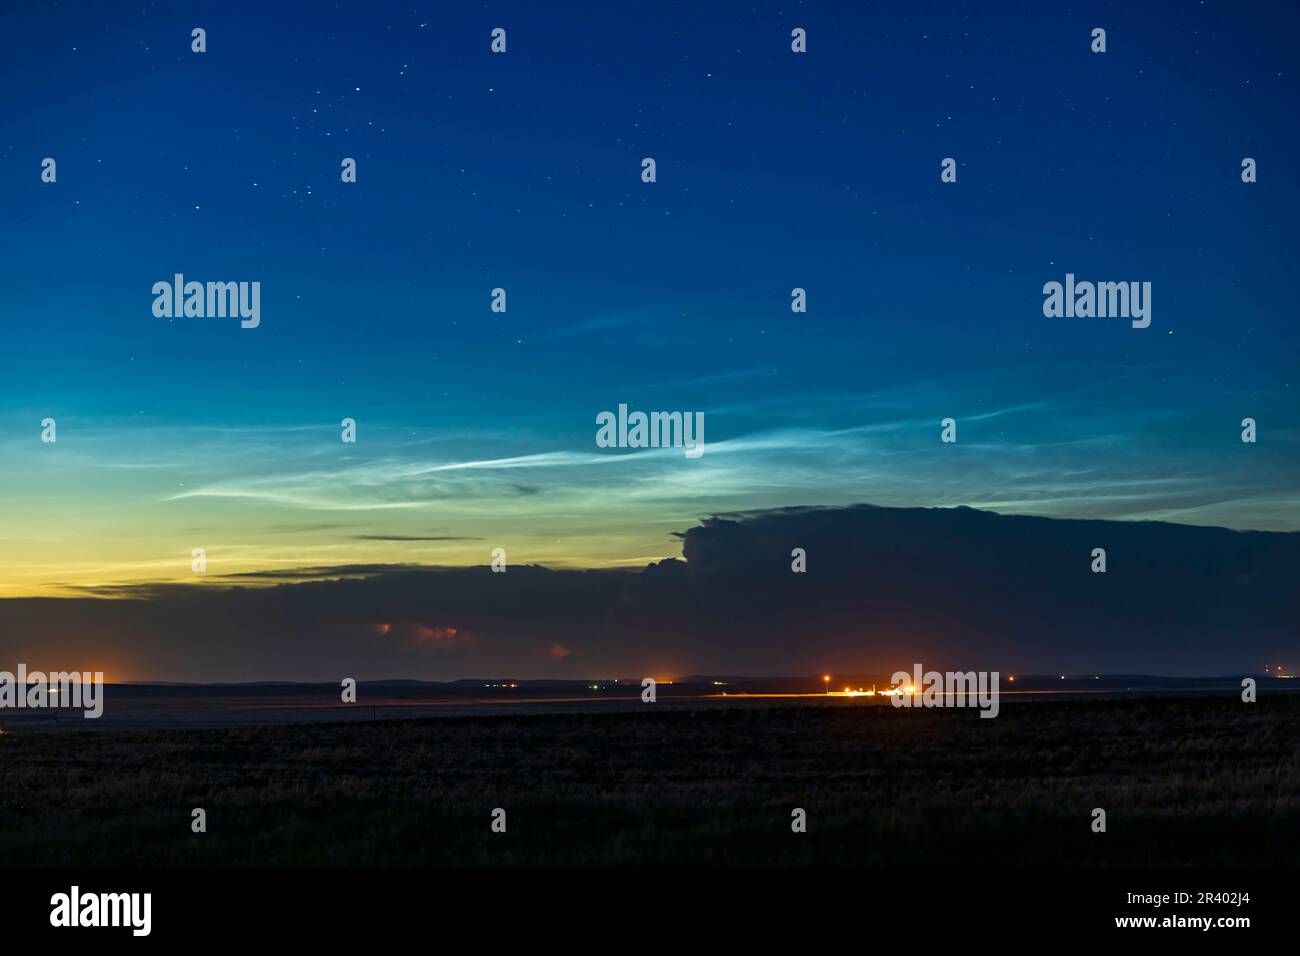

left=1, top=695, right=1297, bottom=865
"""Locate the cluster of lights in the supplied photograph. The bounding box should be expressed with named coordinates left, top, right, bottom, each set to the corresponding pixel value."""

left=851, top=686, right=914, bottom=697
left=821, top=676, right=916, bottom=698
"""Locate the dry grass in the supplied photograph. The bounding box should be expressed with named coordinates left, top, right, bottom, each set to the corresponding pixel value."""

left=1, top=695, right=1296, bottom=865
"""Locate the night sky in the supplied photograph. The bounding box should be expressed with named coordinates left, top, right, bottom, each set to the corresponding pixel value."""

left=0, top=2, right=1296, bottom=676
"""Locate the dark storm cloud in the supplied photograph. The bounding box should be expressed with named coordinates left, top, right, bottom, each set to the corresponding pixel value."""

left=1, top=505, right=1295, bottom=681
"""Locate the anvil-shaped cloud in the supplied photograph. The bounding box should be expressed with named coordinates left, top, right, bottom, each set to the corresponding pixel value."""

left=1, top=504, right=1293, bottom=681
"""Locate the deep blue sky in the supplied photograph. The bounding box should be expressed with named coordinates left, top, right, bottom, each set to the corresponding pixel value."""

left=1, top=0, right=1297, bottom=595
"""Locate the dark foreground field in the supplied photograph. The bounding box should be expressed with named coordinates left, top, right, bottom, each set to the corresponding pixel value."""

left=2, top=695, right=1297, bottom=865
